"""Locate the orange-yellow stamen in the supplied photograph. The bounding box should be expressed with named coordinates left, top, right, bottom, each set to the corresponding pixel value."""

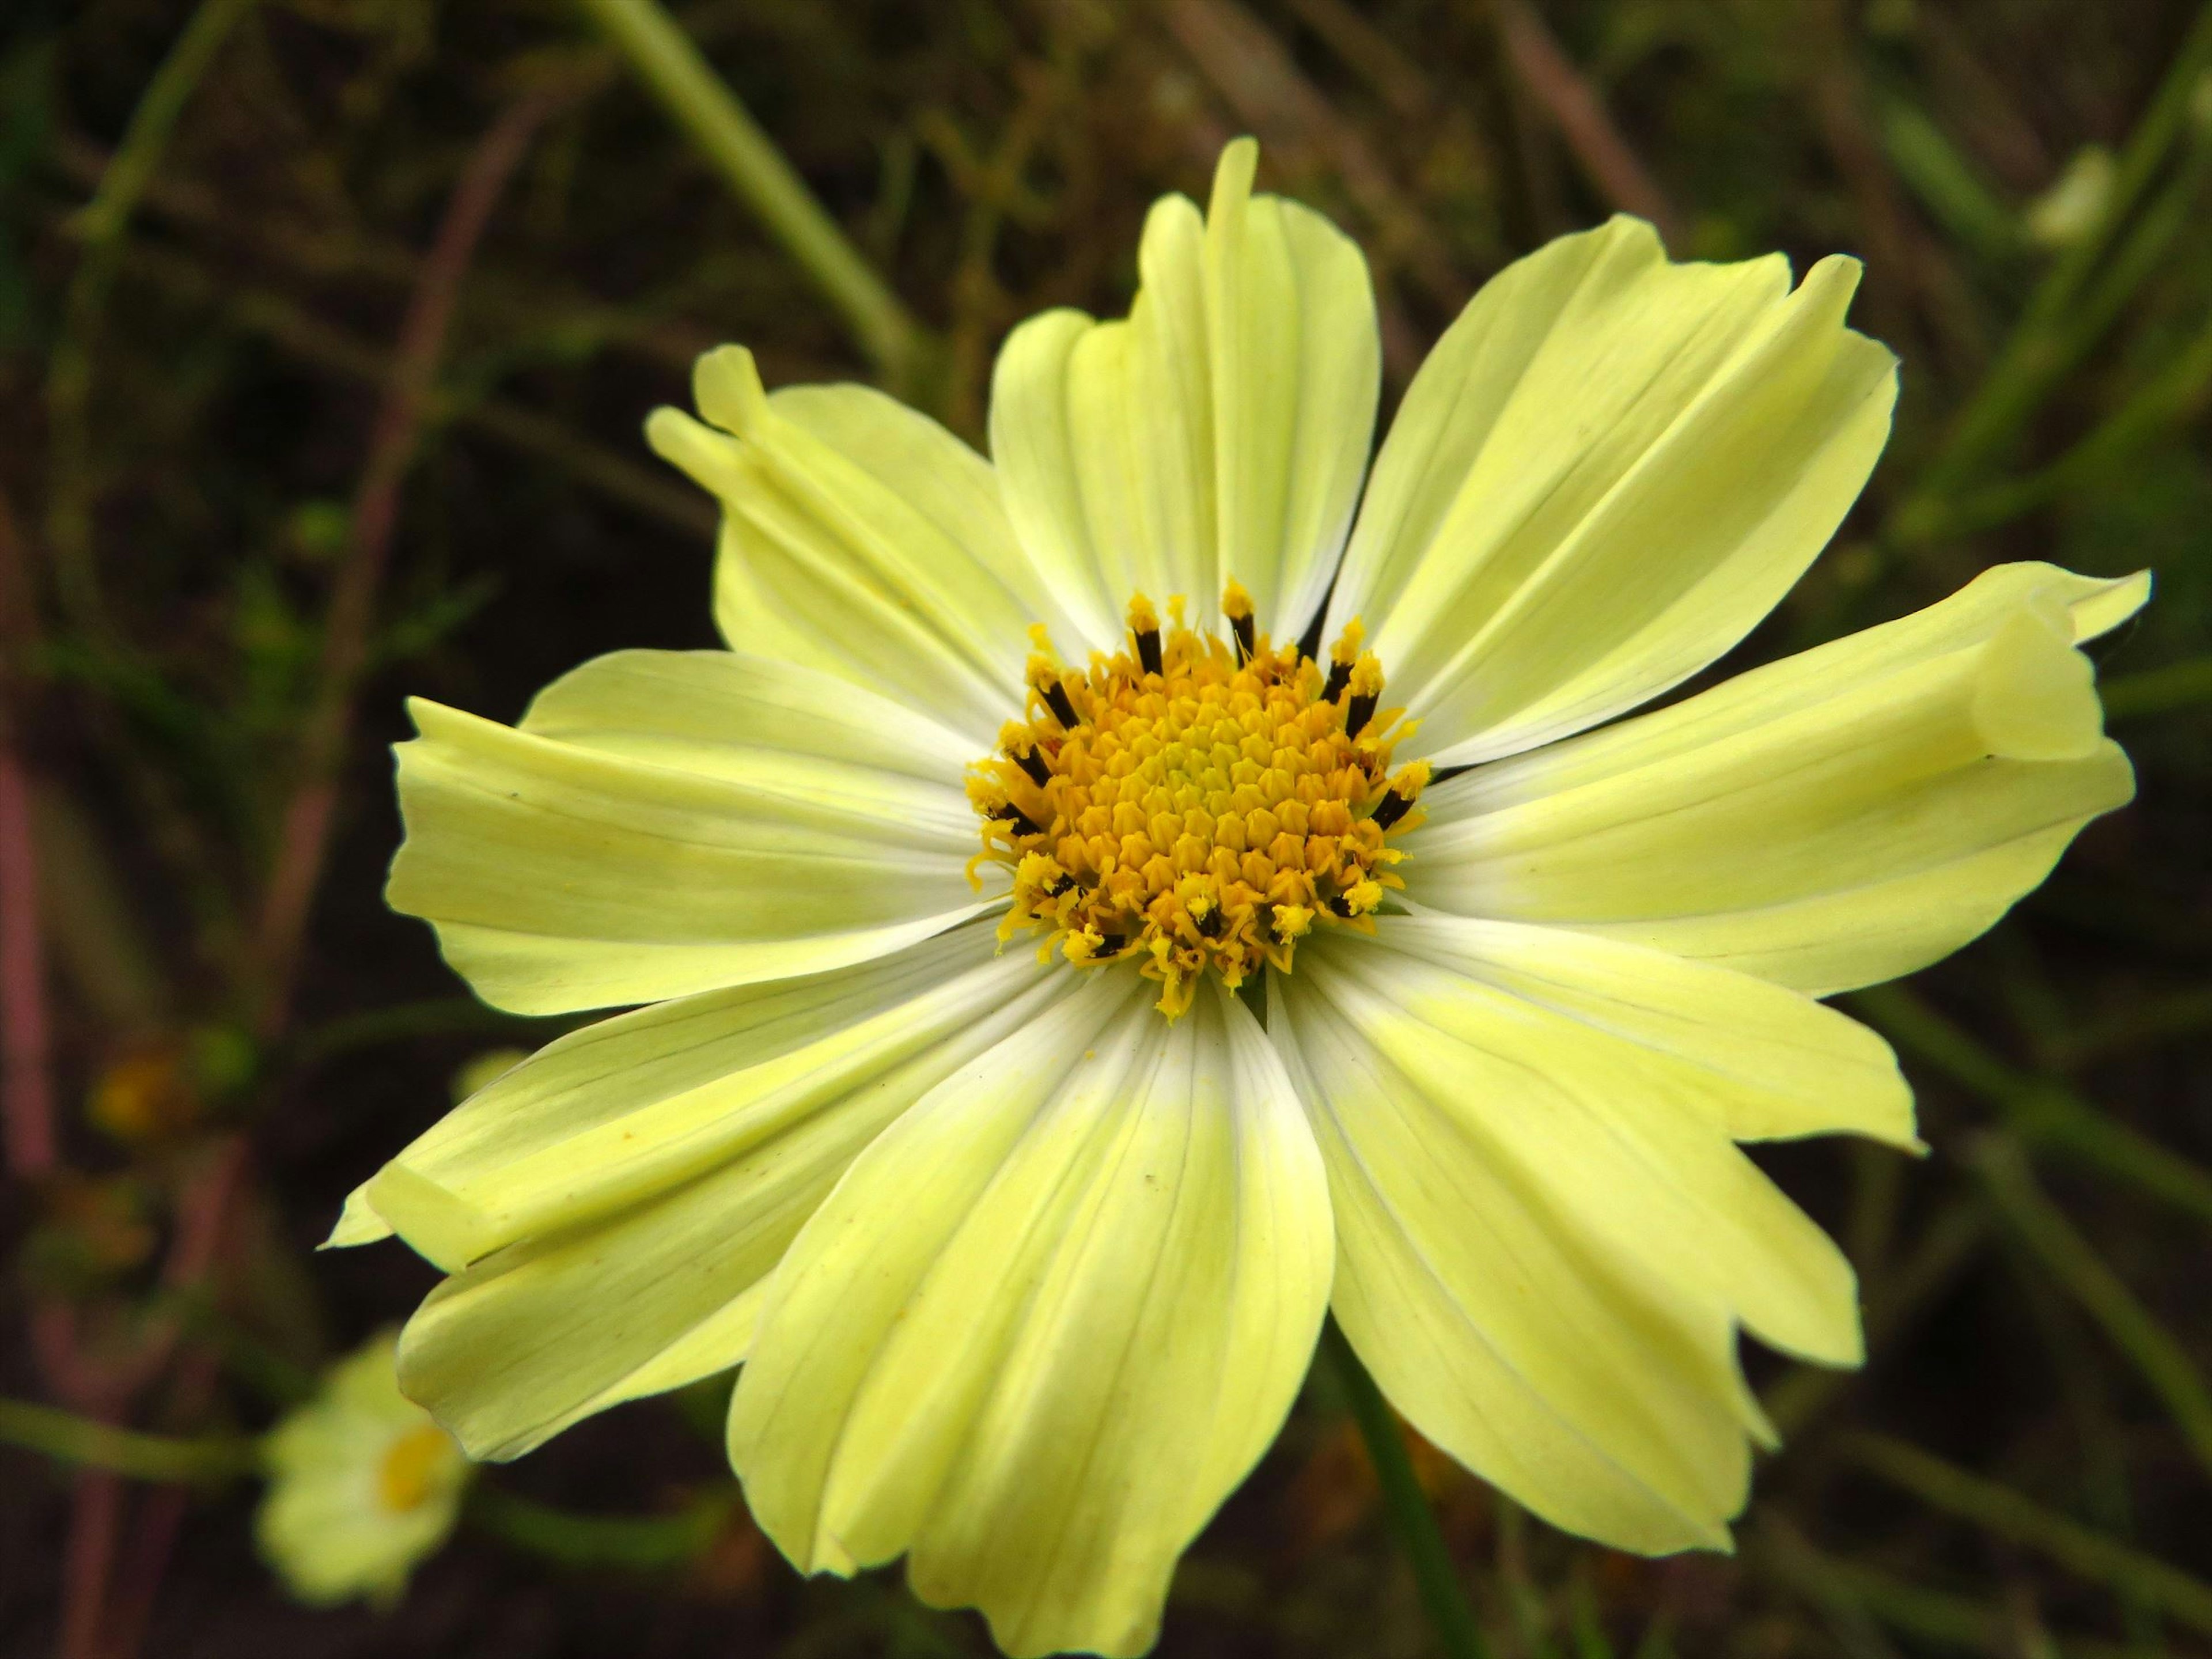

left=376, top=1424, right=454, bottom=1513
left=968, top=586, right=1426, bottom=1017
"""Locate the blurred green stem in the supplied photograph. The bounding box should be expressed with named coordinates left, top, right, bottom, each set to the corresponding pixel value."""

left=1973, top=1135, right=2212, bottom=1480
left=1931, top=304, right=2212, bottom=540
left=468, top=1484, right=733, bottom=1569
left=1848, top=983, right=2212, bottom=1229
left=1902, top=0, right=2212, bottom=516
left=1758, top=1517, right=2138, bottom=1659
left=2100, top=657, right=2212, bottom=723
left=1844, top=1433, right=2212, bottom=1635
left=0, top=1398, right=255, bottom=1483
left=46, top=0, right=262, bottom=632
left=1321, top=1319, right=1497, bottom=1659
left=575, top=0, right=934, bottom=392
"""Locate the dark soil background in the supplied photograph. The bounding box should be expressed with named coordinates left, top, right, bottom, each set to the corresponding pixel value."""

left=2, top=1, right=2209, bottom=1655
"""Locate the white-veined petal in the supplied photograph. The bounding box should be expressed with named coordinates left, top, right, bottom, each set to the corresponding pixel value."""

left=1406, top=563, right=2146, bottom=994
left=1271, top=917, right=1892, bottom=1553
left=729, top=973, right=1332, bottom=1659
left=1335, top=216, right=1896, bottom=764
left=386, top=927, right=1073, bottom=1461
left=386, top=652, right=992, bottom=1016
left=990, top=138, right=1380, bottom=648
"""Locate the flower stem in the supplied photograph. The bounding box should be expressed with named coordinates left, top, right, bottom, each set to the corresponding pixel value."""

left=467, top=1485, right=734, bottom=1570
left=1321, top=1319, right=1496, bottom=1659
left=0, top=1397, right=255, bottom=1483
left=574, top=0, right=933, bottom=392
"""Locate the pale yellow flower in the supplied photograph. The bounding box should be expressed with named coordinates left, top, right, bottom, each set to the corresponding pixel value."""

left=333, top=140, right=2143, bottom=1657
left=257, top=1330, right=470, bottom=1607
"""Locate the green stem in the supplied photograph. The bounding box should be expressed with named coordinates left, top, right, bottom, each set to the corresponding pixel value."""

left=1847, top=983, right=2212, bottom=1229
left=46, top=0, right=263, bottom=631
left=1972, top=1134, right=2212, bottom=1482
left=468, top=1484, right=733, bottom=1569
left=1903, top=0, right=2212, bottom=509
left=574, top=0, right=932, bottom=389
left=1844, top=1432, right=2212, bottom=1636
left=2101, top=656, right=2212, bottom=723
left=1321, top=1320, right=1495, bottom=1659
left=0, top=1397, right=256, bottom=1483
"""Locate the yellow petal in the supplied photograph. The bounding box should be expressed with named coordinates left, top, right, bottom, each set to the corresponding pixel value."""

left=990, top=138, right=1379, bottom=646
left=391, top=928, right=1073, bottom=1460
left=648, top=349, right=1074, bottom=749
left=1407, top=562, right=2146, bottom=994
left=387, top=652, right=992, bottom=1015
left=729, top=973, right=1332, bottom=1659
left=1274, top=919, right=1874, bottom=1553
left=1335, top=217, right=1896, bottom=764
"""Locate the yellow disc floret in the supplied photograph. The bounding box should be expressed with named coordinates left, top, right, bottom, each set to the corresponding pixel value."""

left=375, top=1422, right=456, bottom=1514
left=969, top=584, right=1429, bottom=1017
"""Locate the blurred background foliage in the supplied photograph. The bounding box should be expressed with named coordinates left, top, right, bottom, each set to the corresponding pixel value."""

left=1, top=0, right=2210, bottom=1654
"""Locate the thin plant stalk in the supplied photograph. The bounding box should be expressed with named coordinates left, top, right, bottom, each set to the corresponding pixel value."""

left=1845, top=1433, right=2212, bottom=1635
left=1907, top=0, right=2212, bottom=507
left=574, top=0, right=933, bottom=391
left=1848, top=983, right=2212, bottom=1229
left=0, top=1398, right=255, bottom=1484
left=1972, top=1134, right=2212, bottom=1481
left=1321, top=1319, right=1497, bottom=1659
left=45, top=0, right=263, bottom=633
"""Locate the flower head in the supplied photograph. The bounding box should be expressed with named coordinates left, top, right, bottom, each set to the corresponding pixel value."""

left=338, top=139, right=2144, bottom=1657
left=256, top=1330, right=470, bottom=1607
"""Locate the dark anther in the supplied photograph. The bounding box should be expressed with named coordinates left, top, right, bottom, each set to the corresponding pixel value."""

left=1041, top=679, right=1081, bottom=730
left=995, top=806, right=1044, bottom=838
left=1229, top=612, right=1256, bottom=665
left=1370, top=789, right=1415, bottom=831
left=1135, top=627, right=1163, bottom=677
left=1196, top=907, right=1225, bottom=937
left=1345, top=691, right=1377, bottom=738
left=1045, top=874, right=1075, bottom=897
left=1324, top=893, right=1356, bottom=918
left=1012, top=747, right=1051, bottom=787
left=1321, top=660, right=1353, bottom=703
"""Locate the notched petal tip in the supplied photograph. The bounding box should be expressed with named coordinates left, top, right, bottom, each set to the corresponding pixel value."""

left=2071, top=567, right=2153, bottom=643
left=321, top=1184, right=394, bottom=1251
left=1976, top=608, right=2104, bottom=761
left=1209, top=134, right=1259, bottom=221
left=694, top=343, right=771, bottom=437
left=364, top=1162, right=495, bottom=1275
left=643, top=404, right=737, bottom=494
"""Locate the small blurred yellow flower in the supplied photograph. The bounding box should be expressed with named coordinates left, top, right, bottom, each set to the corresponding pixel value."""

left=256, top=1330, right=469, bottom=1608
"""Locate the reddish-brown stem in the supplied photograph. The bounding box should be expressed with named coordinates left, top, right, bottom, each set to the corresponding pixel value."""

left=58, top=1473, right=123, bottom=1659
left=0, top=741, right=55, bottom=1177
left=1488, top=0, right=1685, bottom=247
left=0, top=492, right=55, bottom=1180
left=252, top=89, right=565, bottom=1038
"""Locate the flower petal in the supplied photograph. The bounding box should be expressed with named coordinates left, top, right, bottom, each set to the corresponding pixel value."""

left=1406, top=563, right=2147, bottom=995
left=1272, top=917, right=1877, bottom=1553
left=729, top=973, right=1332, bottom=1659
left=388, top=927, right=1071, bottom=1460
left=386, top=652, right=992, bottom=1016
left=1334, top=216, right=1897, bottom=765
left=648, top=348, right=1078, bottom=750
left=990, top=138, right=1380, bottom=647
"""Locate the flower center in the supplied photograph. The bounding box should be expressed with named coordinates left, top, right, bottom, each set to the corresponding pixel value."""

left=969, top=582, right=1428, bottom=1018
left=376, top=1423, right=455, bottom=1514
